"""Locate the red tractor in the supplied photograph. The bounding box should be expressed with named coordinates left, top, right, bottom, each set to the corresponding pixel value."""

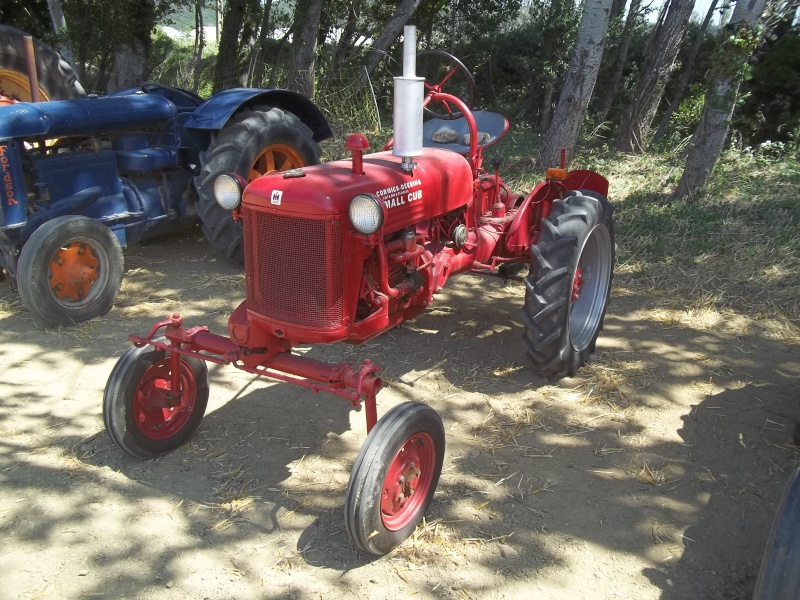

left=103, top=27, right=615, bottom=555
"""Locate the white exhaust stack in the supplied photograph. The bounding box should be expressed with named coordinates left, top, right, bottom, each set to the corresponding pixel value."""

left=392, top=25, right=424, bottom=172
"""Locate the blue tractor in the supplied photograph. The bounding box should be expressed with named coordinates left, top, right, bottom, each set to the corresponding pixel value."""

left=0, top=25, right=331, bottom=327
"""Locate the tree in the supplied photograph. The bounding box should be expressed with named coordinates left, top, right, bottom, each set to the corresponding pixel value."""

left=287, top=0, right=324, bottom=98
left=539, top=0, right=614, bottom=168
left=674, top=0, right=768, bottom=198
left=615, top=0, right=696, bottom=153
left=594, top=0, right=642, bottom=127
left=365, top=0, right=424, bottom=76
left=652, top=0, right=720, bottom=144
left=45, top=0, right=76, bottom=70
left=107, top=0, right=157, bottom=91
left=212, top=0, right=260, bottom=93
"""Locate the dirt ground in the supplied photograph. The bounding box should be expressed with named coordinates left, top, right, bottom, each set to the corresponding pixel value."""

left=1, top=225, right=798, bottom=600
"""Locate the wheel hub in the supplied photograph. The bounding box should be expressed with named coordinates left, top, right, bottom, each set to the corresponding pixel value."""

left=133, top=359, right=197, bottom=440
left=49, top=242, right=99, bottom=301
left=571, top=266, right=584, bottom=302
left=380, top=432, right=435, bottom=531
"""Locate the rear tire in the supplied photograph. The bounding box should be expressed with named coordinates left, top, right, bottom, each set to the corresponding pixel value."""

left=0, top=25, right=84, bottom=101
left=522, top=193, right=615, bottom=379
left=194, top=106, right=321, bottom=261
left=17, top=216, right=124, bottom=327
left=753, top=467, right=800, bottom=599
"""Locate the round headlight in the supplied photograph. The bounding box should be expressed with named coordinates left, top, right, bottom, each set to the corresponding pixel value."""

left=213, top=173, right=244, bottom=211
left=349, top=194, right=384, bottom=235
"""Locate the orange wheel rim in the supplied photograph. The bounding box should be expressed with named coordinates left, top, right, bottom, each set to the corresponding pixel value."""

left=0, top=68, right=52, bottom=102
left=49, top=242, right=100, bottom=302
left=248, top=144, right=306, bottom=180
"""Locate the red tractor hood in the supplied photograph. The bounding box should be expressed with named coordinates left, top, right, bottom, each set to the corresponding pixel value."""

left=242, top=149, right=474, bottom=233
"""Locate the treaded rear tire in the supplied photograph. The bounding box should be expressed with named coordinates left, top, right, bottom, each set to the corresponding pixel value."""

left=522, top=193, right=615, bottom=379
left=0, top=24, right=84, bottom=101
left=194, top=106, right=321, bottom=261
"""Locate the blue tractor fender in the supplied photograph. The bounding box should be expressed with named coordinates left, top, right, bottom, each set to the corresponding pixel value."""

left=182, top=88, right=333, bottom=143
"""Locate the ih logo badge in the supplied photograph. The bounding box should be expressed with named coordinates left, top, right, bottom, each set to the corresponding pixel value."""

left=270, top=190, right=283, bottom=205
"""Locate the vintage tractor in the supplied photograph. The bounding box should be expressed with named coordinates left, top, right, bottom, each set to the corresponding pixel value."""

left=0, top=24, right=331, bottom=326
left=102, top=27, right=615, bottom=554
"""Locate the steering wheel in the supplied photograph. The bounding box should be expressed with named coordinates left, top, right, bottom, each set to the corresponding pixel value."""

left=417, top=49, right=476, bottom=121
left=141, top=82, right=204, bottom=109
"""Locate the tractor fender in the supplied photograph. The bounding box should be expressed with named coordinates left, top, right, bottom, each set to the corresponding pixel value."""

left=182, top=88, right=333, bottom=143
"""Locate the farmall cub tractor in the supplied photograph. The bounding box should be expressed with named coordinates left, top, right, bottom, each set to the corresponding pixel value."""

left=103, top=27, right=615, bottom=554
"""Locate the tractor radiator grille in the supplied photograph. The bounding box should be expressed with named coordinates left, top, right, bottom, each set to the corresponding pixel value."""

left=244, top=207, right=344, bottom=329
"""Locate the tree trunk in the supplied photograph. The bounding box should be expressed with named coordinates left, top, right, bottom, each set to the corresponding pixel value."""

left=615, top=0, right=696, bottom=153
left=287, top=0, right=323, bottom=98
left=106, top=0, right=155, bottom=92
left=539, top=82, right=555, bottom=132
left=539, top=0, right=614, bottom=168
left=674, top=0, right=768, bottom=199
left=252, top=0, right=273, bottom=88
left=45, top=0, right=76, bottom=70
left=192, top=0, right=205, bottom=94
left=332, top=0, right=365, bottom=72
left=652, top=0, right=719, bottom=144
left=365, top=0, right=423, bottom=77
left=213, top=0, right=248, bottom=93
left=595, top=0, right=641, bottom=126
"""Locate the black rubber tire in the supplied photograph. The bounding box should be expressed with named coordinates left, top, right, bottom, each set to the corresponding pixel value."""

left=17, top=216, right=124, bottom=327
left=522, top=193, right=615, bottom=379
left=0, top=25, right=84, bottom=101
left=345, top=402, right=445, bottom=555
left=194, top=106, right=321, bottom=261
left=753, top=466, right=800, bottom=600
left=103, top=341, right=210, bottom=460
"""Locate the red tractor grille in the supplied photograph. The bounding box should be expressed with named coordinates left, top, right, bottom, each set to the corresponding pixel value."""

left=244, top=207, right=344, bottom=329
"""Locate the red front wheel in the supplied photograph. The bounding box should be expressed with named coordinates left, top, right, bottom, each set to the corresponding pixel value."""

left=103, top=341, right=209, bottom=459
left=345, top=402, right=445, bottom=554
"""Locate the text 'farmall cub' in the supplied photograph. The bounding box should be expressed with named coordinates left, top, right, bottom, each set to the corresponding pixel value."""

left=103, top=27, right=616, bottom=554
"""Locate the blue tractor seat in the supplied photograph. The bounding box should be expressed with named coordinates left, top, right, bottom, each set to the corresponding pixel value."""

left=422, top=111, right=510, bottom=155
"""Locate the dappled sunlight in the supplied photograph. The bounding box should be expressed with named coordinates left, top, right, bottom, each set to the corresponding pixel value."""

left=0, top=226, right=798, bottom=599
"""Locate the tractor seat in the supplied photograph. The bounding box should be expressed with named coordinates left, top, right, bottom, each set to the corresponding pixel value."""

left=422, top=111, right=509, bottom=155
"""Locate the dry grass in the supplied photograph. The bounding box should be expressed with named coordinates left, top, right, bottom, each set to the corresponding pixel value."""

left=570, top=351, right=657, bottom=423
left=472, top=405, right=547, bottom=454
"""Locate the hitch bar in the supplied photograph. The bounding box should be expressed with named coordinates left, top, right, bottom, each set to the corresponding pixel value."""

left=130, top=314, right=384, bottom=431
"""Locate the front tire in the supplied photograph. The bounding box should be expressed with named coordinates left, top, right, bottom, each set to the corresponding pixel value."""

left=345, top=402, right=445, bottom=554
left=522, top=193, right=615, bottom=379
left=194, top=106, right=321, bottom=261
left=103, top=342, right=210, bottom=460
left=17, top=216, right=124, bottom=327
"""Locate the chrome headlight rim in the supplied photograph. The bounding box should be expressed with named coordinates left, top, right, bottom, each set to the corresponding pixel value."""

left=348, top=193, right=384, bottom=235
left=213, top=173, right=245, bottom=211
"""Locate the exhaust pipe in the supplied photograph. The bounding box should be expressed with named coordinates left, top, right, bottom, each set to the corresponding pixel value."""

left=392, top=26, right=424, bottom=173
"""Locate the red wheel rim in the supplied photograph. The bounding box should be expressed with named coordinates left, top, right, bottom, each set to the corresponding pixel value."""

left=132, top=358, right=198, bottom=441
left=49, top=242, right=100, bottom=302
left=380, top=432, right=437, bottom=531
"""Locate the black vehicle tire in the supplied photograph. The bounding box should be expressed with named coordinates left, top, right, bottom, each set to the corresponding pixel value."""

left=17, top=216, right=124, bottom=327
left=753, top=466, right=800, bottom=600
left=103, top=341, right=210, bottom=460
left=0, top=25, right=85, bottom=101
left=194, top=106, right=321, bottom=261
left=522, top=193, right=615, bottom=379
left=345, top=402, right=445, bottom=555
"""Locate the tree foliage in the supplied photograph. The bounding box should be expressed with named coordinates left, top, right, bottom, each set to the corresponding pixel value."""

left=1, top=0, right=799, bottom=180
